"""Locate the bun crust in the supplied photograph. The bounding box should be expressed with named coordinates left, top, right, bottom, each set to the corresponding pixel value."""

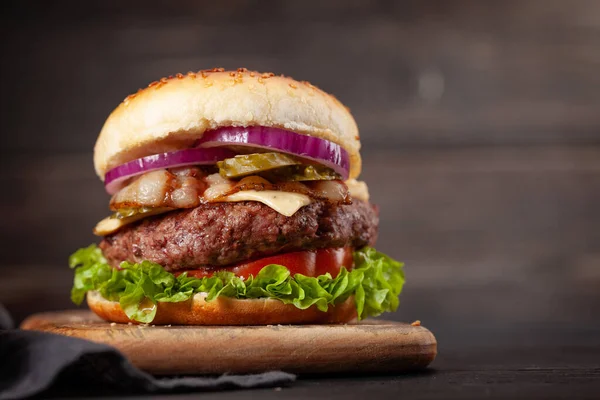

left=94, top=68, right=361, bottom=180
left=87, top=291, right=357, bottom=325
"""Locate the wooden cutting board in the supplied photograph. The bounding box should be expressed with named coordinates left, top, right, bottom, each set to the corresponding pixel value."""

left=21, top=310, right=437, bottom=375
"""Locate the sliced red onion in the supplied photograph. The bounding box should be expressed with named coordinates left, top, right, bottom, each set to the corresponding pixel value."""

left=196, top=126, right=350, bottom=180
left=104, top=148, right=235, bottom=195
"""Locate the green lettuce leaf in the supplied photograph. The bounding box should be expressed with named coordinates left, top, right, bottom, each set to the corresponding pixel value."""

left=69, top=245, right=405, bottom=323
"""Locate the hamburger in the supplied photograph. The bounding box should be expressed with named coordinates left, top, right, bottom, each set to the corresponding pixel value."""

left=69, top=68, right=405, bottom=325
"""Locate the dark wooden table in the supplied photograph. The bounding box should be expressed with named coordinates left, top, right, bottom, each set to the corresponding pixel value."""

left=92, top=346, right=599, bottom=400
left=181, top=346, right=600, bottom=400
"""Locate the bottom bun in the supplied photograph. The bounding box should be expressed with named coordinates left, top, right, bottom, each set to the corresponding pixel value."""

left=87, top=291, right=358, bottom=325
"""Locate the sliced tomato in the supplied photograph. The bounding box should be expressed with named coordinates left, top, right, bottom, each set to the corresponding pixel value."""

left=231, top=250, right=317, bottom=278
left=314, top=247, right=354, bottom=277
left=182, top=247, right=353, bottom=279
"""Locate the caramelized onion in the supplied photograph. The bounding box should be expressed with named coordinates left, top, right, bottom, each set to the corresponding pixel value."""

left=110, top=167, right=208, bottom=210
left=110, top=169, right=351, bottom=211
left=212, top=176, right=350, bottom=205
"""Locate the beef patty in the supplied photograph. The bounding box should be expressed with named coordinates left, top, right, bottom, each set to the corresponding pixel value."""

left=100, top=199, right=378, bottom=272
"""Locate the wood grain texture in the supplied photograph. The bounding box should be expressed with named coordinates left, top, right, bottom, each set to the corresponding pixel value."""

left=21, top=310, right=437, bottom=375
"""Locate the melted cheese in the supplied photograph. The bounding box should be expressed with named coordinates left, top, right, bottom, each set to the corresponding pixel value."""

left=222, top=190, right=312, bottom=217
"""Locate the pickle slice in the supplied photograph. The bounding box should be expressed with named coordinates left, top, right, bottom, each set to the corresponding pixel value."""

left=218, top=152, right=341, bottom=181
left=263, top=164, right=341, bottom=181
left=217, top=153, right=300, bottom=178
left=217, top=153, right=340, bottom=182
left=113, top=207, right=166, bottom=219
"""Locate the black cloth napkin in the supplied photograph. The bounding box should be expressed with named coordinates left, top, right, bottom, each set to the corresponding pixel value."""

left=0, top=304, right=13, bottom=330
left=0, top=304, right=295, bottom=399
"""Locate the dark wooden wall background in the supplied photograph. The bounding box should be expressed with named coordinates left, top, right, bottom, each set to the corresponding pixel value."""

left=1, top=0, right=599, bottom=348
